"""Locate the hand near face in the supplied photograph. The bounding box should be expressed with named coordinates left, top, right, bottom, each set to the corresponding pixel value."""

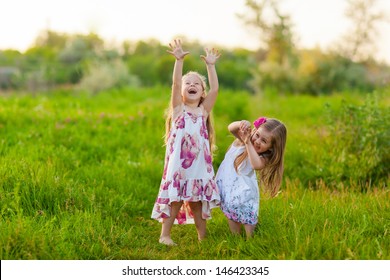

left=238, top=120, right=252, bottom=144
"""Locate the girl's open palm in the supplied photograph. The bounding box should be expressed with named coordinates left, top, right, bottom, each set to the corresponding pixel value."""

left=201, top=48, right=221, bottom=65
left=167, top=39, right=189, bottom=60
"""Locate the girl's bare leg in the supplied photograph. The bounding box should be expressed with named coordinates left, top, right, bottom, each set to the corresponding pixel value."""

left=244, top=224, right=256, bottom=239
left=188, top=201, right=207, bottom=240
left=228, top=220, right=242, bottom=235
left=159, top=201, right=183, bottom=245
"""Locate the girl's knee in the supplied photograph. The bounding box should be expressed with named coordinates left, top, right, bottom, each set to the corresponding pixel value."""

left=244, top=224, right=256, bottom=238
left=188, top=201, right=202, bottom=211
left=171, top=201, right=183, bottom=209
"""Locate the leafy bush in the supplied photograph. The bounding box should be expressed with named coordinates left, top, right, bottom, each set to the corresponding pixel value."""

left=77, top=60, right=140, bottom=94
left=320, top=93, right=389, bottom=189
left=253, top=61, right=297, bottom=94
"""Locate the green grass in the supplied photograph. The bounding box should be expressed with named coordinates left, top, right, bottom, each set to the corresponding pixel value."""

left=0, top=87, right=389, bottom=259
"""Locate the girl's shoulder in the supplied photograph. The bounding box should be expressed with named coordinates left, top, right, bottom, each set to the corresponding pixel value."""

left=227, top=140, right=245, bottom=154
left=172, top=103, right=184, bottom=120
left=232, top=139, right=245, bottom=148
left=198, top=104, right=209, bottom=118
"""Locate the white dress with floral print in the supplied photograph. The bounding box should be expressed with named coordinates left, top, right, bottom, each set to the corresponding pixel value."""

left=216, top=144, right=259, bottom=225
left=151, top=104, right=220, bottom=224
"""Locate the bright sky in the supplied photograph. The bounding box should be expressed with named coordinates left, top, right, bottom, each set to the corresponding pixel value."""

left=1, top=0, right=390, bottom=63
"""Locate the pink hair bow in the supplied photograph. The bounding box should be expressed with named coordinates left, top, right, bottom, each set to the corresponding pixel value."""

left=253, top=117, right=267, bottom=128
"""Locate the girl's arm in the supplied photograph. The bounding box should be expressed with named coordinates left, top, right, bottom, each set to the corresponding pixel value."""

left=240, top=127, right=267, bottom=170
left=228, top=120, right=250, bottom=143
left=167, top=39, right=189, bottom=108
left=243, top=138, right=267, bottom=170
left=201, top=48, right=221, bottom=113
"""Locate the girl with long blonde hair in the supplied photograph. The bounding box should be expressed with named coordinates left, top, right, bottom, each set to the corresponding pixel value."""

left=151, top=39, right=221, bottom=246
left=216, top=117, right=287, bottom=238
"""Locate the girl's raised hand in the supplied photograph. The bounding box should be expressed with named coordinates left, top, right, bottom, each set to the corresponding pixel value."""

left=200, top=48, right=221, bottom=65
left=238, top=120, right=252, bottom=144
left=167, top=39, right=189, bottom=60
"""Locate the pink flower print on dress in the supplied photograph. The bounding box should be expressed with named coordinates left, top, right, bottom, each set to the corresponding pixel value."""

left=173, top=170, right=184, bottom=195
left=192, top=179, right=203, bottom=197
left=187, top=112, right=198, bottom=124
left=200, top=117, right=209, bottom=139
left=161, top=180, right=170, bottom=191
left=176, top=209, right=187, bottom=224
left=203, top=143, right=213, bottom=173
left=181, top=181, right=188, bottom=198
left=168, top=133, right=176, bottom=155
left=175, top=114, right=185, bottom=129
left=204, top=180, right=214, bottom=200
left=156, top=197, right=169, bottom=204
left=182, top=180, right=190, bottom=199
left=180, top=133, right=199, bottom=169
left=162, top=155, right=169, bottom=179
left=160, top=212, right=169, bottom=219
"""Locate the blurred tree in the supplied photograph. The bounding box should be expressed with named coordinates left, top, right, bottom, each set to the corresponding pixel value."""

left=121, top=40, right=135, bottom=60
left=216, top=49, right=256, bottom=91
left=296, top=49, right=373, bottom=94
left=57, top=33, right=104, bottom=83
left=34, top=30, right=68, bottom=51
left=338, top=0, right=387, bottom=62
left=78, top=59, right=140, bottom=94
left=239, top=0, right=298, bottom=94
left=125, top=39, right=165, bottom=86
left=156, top=55, right=174, bottom=85
left=239, top=0, right=296, bottom=65
left=0, top=50, right=24, bottom=89
left=22, top=47, right=58, bottom=90
left=132, top=39, right=162, bottom=56
left=0, top=50, right=23, bottom=66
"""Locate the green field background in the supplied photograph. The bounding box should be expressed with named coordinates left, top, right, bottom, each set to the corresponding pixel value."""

left=0, top=87, right=389, bottom=259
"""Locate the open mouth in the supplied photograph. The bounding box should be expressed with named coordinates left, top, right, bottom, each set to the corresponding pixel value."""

left=188, top=89, right=197, bottom=94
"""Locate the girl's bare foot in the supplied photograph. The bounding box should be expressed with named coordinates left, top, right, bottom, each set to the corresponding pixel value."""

left=198, top=232, right=206, bottom=241
left=159, top=236, right=177, bottom=246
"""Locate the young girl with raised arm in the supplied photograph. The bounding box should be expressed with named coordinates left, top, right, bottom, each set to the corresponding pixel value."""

left=216, top=117, right=287, bottom=238
left=151, top=39, right=221, bottom=245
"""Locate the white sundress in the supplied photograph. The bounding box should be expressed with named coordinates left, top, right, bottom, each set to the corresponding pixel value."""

left=151, top=104, right=220, bottom=224
left=216, top=144, right=259, bottom=225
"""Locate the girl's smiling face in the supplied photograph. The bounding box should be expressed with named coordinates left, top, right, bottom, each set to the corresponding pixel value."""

left=182, top=74, right=204, bottom=103
left=251, top=126, right=273, bottom=154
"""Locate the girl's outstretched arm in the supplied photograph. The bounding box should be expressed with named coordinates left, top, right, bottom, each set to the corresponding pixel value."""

left=167, top=39, right=189, bottom=108
left=201, top=48, right=221, bottom=113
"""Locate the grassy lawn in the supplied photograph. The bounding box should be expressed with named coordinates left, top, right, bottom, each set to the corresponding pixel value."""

left=0, top=87, right=389, bottom=259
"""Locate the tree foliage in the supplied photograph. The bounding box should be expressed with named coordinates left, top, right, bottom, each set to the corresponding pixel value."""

left=239, top=0, right=389, bottom=95
left=338, top=0, right=387, bottom=62
left=0, top=15, right=389, bottom=95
